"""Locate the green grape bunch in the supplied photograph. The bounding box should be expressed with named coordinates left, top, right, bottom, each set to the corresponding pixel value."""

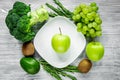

left=72, top=2, right=102, bottom=38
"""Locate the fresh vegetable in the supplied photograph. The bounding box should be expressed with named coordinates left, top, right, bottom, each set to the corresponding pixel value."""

left=78, top=59, right=92, bottom=73
left=53, top=0, right=72, bottom=15
left=49, top=12, right=58, bottom=17
left=12, top=1, right=31, bottom=16
left=32, top=5, right=49, bottom=22
left=5, top=1, right=104, bottom=80
left=40, top=59, right=79, bottom=80
left=51, top=28, right=70, bottom=53
left=5, top=1, right=49, bottom=42
left=46, top=0, right=72, bottom=19
left=72, top=2, right=102, bottom=38
left=5, top=1, right=34, bottom=42
left=20, top=57, right=40, bottom=74
left=22, top=41, right=35, bottom=56
left=86, top=42, right=104, bottom=61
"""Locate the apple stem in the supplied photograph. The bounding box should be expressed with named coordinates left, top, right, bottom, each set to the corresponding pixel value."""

left=59, top=27, right=62, bottom=35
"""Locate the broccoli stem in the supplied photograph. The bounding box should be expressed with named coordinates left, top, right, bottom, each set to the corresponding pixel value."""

left=32, top=21, right=46, bottom=34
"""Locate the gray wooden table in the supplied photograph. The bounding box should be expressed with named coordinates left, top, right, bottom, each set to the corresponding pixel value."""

left=0, top=0, right=120, bottom=80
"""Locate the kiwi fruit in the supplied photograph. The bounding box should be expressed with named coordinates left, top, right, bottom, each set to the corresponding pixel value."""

left=22, top=41, right=35, bottom=56
left=78, top=58, right=92, bottom=73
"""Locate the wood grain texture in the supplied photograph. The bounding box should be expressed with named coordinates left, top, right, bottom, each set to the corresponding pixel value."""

left=0, top=0, right=120, bottom=80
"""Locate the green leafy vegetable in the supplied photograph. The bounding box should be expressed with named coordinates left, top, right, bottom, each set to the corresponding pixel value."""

left=35, top=5, right=49, bottom=22
left=5, top=10, right=20, bottom=34
left=17, top=15, right=31, bottom=33
left=12, top=28, right=35, bottom=43
left=5, top=1, right=49, bottom=42
left=13, top=1, right=31, bottom=16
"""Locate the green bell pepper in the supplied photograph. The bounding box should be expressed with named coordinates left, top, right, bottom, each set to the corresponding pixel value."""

left=20, top=57, right=40, bottom=74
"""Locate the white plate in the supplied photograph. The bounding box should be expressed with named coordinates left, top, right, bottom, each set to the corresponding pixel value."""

left=34, top=16, right=86, bottom=68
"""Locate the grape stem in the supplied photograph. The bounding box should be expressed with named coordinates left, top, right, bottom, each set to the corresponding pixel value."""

left=88, top=37, right=96, bottom=42
left=59, top=27, right=62, bottom=35
left=92, top=37, right=96, bottom=43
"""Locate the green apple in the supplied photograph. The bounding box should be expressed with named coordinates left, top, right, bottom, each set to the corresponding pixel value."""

left=51, top=28, right=70, bottom=53
left=86, top=42, right=104, bottom=61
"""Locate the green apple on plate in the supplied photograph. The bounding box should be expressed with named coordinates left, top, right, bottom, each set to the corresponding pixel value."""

left=51, top=27, right=70, bottom=53
left=34, top=16, right=86, bottom=68
left=86, top=42, right=104, bottom=61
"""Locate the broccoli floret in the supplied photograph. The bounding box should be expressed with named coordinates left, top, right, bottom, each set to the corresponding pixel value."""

left=12, top=28, right=35, bottom=42
left=35, top=5, right=49, bottom=22
left=17, top=15, right=31, bottom=33
left=5, top=10, right=20, bottom=35
left=5, top=1, right=49, bottom=42
left=13, top=1, right=31, bottom=16
left=5, top=1, right=32, bottom=42
left=27, top=11, right=40, bottom=26
left=17, top=5, right=49, bottom=34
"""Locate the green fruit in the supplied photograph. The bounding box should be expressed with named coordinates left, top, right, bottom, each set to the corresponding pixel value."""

left=20, top=57, right=40, bottom=74
left=51, top=33, right=70, bottom=53
left=86, top=42, right=104, bottom=61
